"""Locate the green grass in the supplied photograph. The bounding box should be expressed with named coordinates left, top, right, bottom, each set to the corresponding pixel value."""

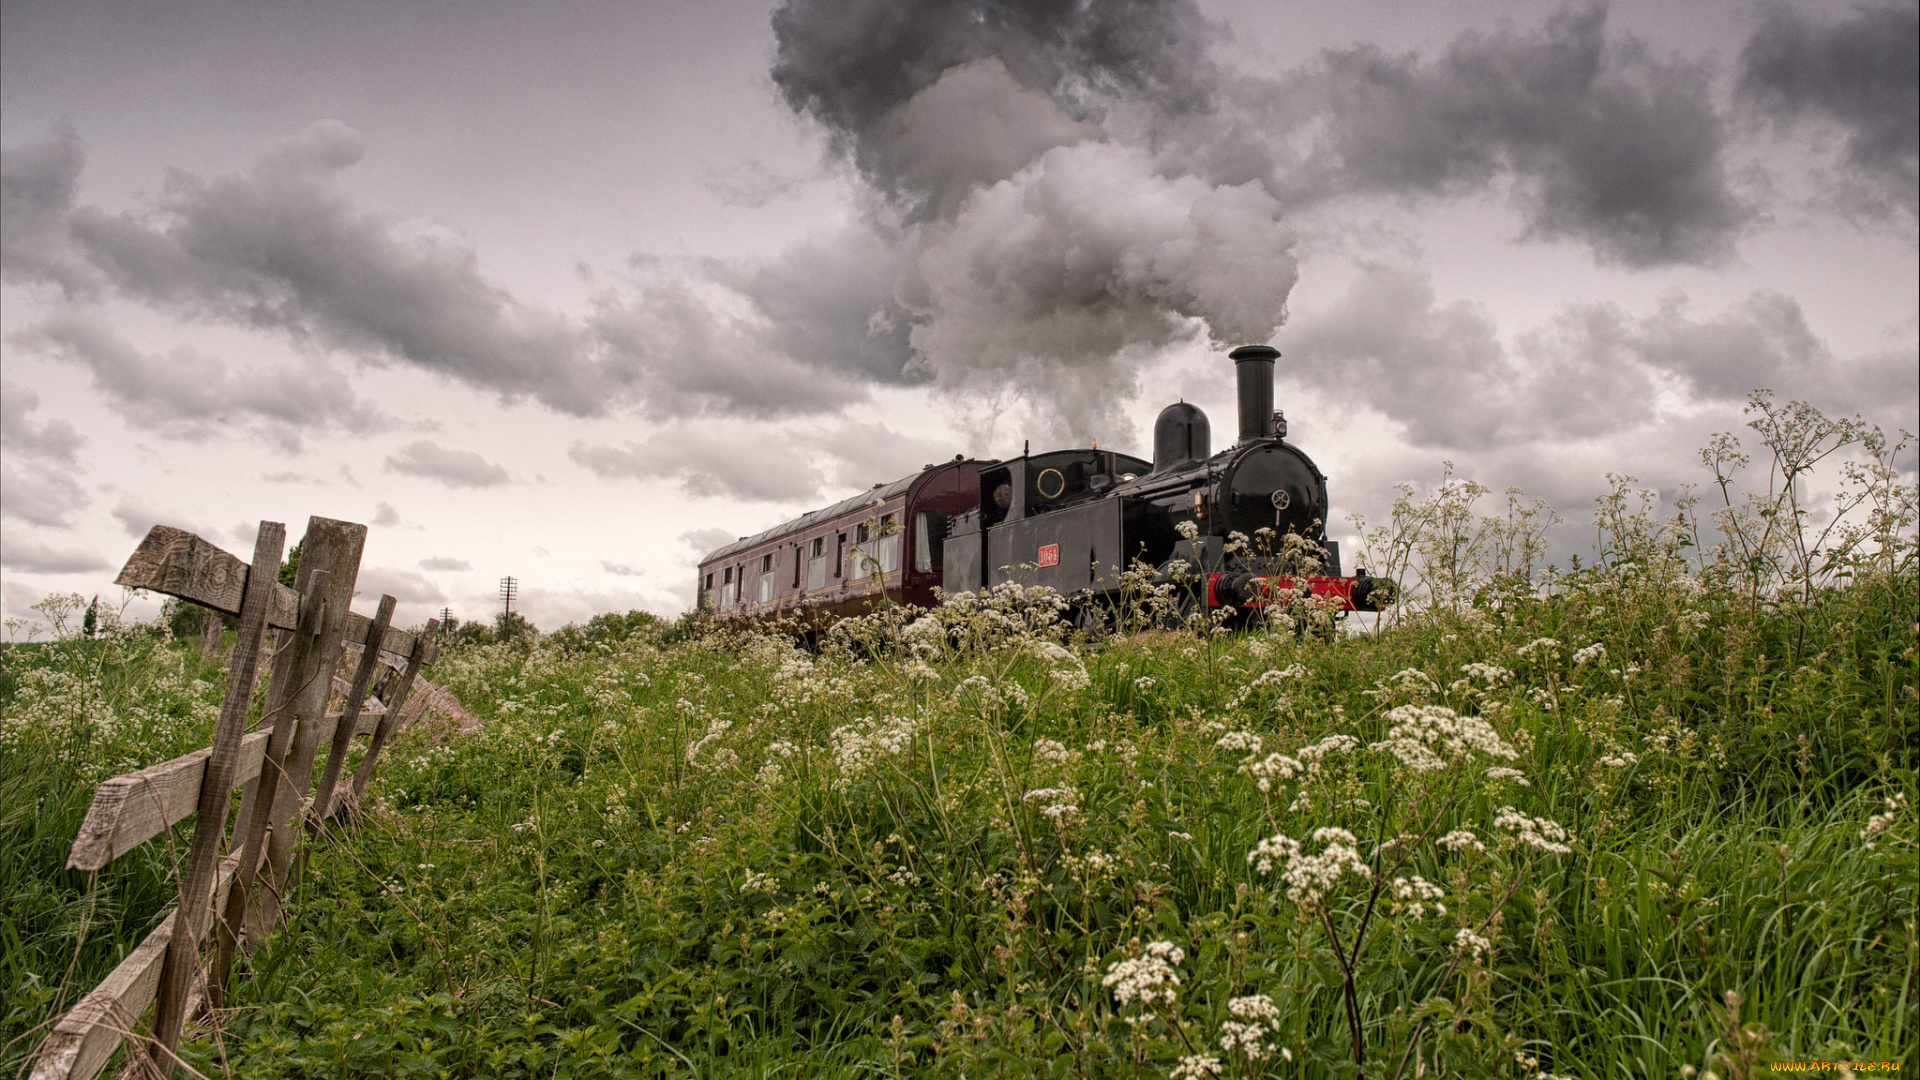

left=4, top=506, right=1915, bottom=1078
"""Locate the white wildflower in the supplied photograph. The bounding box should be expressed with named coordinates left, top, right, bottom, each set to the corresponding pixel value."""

left=1023, top=787, right=1081, bottom=821
left=1572, top=642, right=1607, bottom=666
left=1454, top=927, right=1492, bottom=963
left=1493, top=806, right=1574, bottom=855
left=1215, top=730, right=1264, bottom=753
left=1391, top=875, right=1446, bottom=919
left=1246, top=833, right=1301, bottom=874
left=1103, top=940, right=1185, bottom=1007
left=1239, top=752, right=1303, bottom=792
left=1296, top=734, right=1359, bottom=767
left=740, top=871, right=776, bottom=894
left=1484, top=766, right=1531, bottom=785
left=1516, top=637, right=1560, bottom=658
left=1175, top=520, right=1201, bottom=541
left=1371, top=704, right=1517, bottom=773
left=1228, top=994, right=1278, bottom=1021
left=1460, top=662, right=1512, bottom=683
left=1597, top=752, right=1639, bottom=768
left=1171, top=1056, right=1222, bottom=1079
left=1280, top=839, right=1371, bottom=907
left=1032, top=738, right=1079, bottom=764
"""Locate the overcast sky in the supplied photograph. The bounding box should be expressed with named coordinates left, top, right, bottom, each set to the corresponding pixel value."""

left=3, top=0, right=1915, bottom=633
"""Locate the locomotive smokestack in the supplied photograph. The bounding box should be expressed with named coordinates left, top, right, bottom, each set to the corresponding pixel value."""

left=1229, top=345, right=1279, bottom=444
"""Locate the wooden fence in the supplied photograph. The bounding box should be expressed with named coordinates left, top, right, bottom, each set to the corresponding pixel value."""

left=30, top=516, right=442, bottom=1080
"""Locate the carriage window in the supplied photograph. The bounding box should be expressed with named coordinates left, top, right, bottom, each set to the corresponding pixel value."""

left=792, top=545, right=802, bottom=588
left=856, top=522, right=871, bottom=543
left=762, top=553, right=774, bottom=573
left=834, top=533, right=845, bottom=577
left=722, top=568, right=732, bottom=584
left=914, top=512, right=949, bottom=573
left=811, top=538, right=824, bottom=558
left=704, top=573, right=713, bottom=589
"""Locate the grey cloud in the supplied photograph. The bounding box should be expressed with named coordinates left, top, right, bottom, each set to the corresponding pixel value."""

left=63, top=121, right=612, bottom=414
left=372, top=502, right=401, bottom=527
left=569, top=429, right=825, bottom=502
left=0, top=538, right=112, bottom=574
left=1, top=382, right=84, bottom=465
left=600, top=560, right=643, bottom=576
left=589, top=271, right=861, bottom=419
left=701, top=159, right=813, bottom=209
left=109, top=497, right=222, bottom=541
left=14, top=311, right=381, bottom=451
left=356, top=566, right=447, bottom=605
left=1291, top=263, right=1909, bottom=451
left=678, top=527, right=736, bottom=554
left=727, top=227, right=918, bottom=386
left=0, top=121, right=98, bottom=297
left=0, top=461, right=86, bottom=527
left=1277, top=6, right=1748, bottom=266
left=1740, top=0, right=1919, bottom=219
left=419, top=555, right=471, bottom=571
left=384, top=441, right=511, bottom=489
left=569, top=416, right=958, bottom=503
left=770, top=0, right=1220, bottom=220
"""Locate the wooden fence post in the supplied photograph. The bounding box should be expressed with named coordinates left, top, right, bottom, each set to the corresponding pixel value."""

left=349, top=618, right=439, bottom=803
left=253, top=519, right=364, bottom=934
left=146, top=522, right=286, bottom=1073
left=310, top=594, right=394, bottom=826
left=211, top=563, right=331, bottom=1001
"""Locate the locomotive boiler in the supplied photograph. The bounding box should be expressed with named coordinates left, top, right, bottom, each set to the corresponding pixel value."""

left=696, top=346, right=1389, bottom=623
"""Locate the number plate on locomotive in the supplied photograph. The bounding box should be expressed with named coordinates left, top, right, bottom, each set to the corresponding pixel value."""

left=1036, top=543, right=1060, bottom=567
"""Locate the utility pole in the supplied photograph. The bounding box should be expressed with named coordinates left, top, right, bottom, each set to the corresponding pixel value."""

left=438, top=607, right=453, bottom=633
left=499, top=577, right=517, bottom=619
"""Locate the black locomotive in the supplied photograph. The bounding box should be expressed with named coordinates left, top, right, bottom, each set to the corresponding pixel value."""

left=696, top=346, right=1389, bottom=622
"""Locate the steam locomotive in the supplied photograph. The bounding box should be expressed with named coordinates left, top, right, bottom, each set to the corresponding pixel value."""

left=695, top=346, right=1390, bottom=623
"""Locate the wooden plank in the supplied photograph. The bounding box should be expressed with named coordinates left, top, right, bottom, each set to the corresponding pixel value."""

left=67, top=731, right=269, bottom=872
left=312, top=595, right=393, bottom=826
left=114, top=524, right=433, bottom=668
left=257, top=518, right=366, bottom=935
left=351, top=619, right=439, bottom=802
left=114, top=525, right=300, bottom=632
left=30, top=856, right=239, bottom=1080
left=149, top=522, right=285, bottom=1072
left=214, top=555, right=332, bottom=997
left=64, top=703, right=386, bottom=874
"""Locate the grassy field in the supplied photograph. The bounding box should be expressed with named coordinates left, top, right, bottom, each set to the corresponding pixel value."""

left=3, top=399, right=1915, bottom=1078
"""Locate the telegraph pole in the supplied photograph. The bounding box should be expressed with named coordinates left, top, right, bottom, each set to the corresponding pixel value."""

left=499, top=577, right=517, bottom=619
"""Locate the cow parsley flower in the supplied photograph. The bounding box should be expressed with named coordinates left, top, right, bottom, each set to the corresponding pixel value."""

left=1215, top=730, right=1263, bottom=753
left=1391, top=875, right=1446, bottom=919
left=1103, top=940, right=1185, bottom=1006
left=1572, top=642, right=1607, bottom=666
left=1032, top=738, right=1079, bottom=763
left=1371, top=704, right=1517, bottom=773
left=1239, top=752, right=1303, bottom=792
left=1437, top=830, right=1486, bottom=852
left=1454, top=927, right=1492, bottom=963
left=1171, top=1055, right=1222, bottom=1079
left=1493, top=806, right=1573, bottom=854
left=1246, top=833, right=1301, bottom=874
